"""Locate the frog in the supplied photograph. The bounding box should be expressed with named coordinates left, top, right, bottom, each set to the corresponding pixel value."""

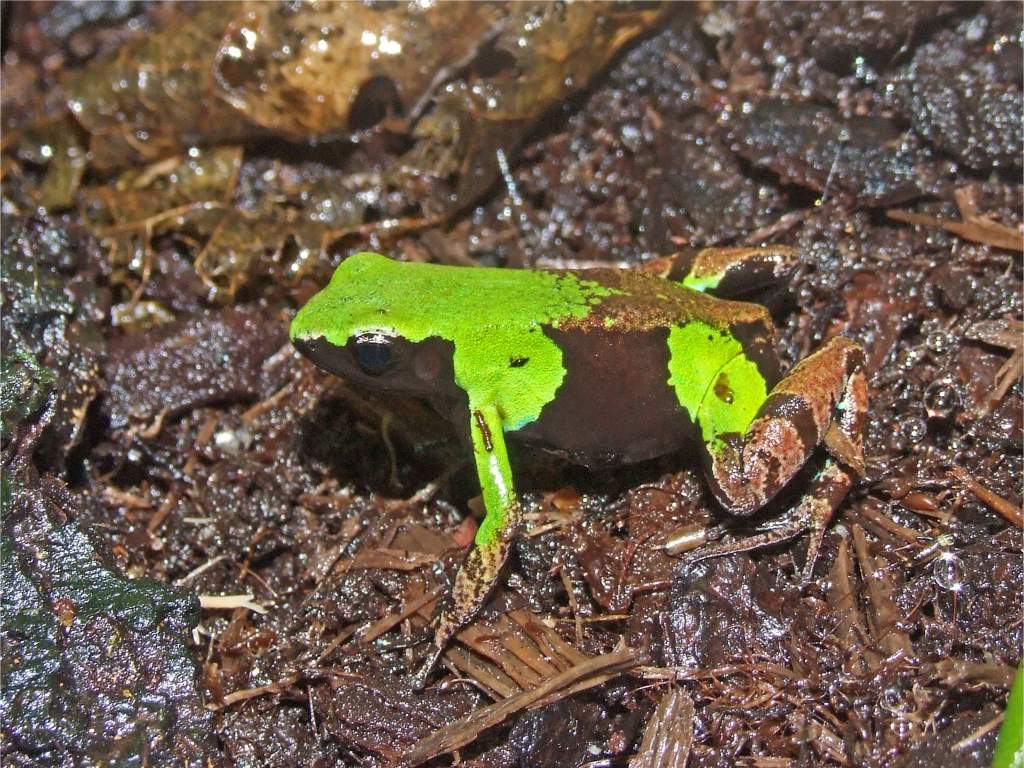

left=290, top=247, right=868, bottom=688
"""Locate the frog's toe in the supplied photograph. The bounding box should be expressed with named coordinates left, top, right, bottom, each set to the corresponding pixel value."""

left=410, top=644, right=445, bottom=691
left=824, top=422, right=865, bottom=475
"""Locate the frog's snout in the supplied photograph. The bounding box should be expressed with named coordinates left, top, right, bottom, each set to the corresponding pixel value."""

left=290, top=333, right=313, bottom=358
left=292, top=333, right=348, bottom=379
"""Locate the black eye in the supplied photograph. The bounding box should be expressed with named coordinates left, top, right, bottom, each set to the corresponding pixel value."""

left=350, top=333, right=394, bottom=375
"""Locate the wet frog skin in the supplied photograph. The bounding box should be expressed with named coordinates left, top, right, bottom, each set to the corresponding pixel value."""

left=291, top=247, right=868, bottom=687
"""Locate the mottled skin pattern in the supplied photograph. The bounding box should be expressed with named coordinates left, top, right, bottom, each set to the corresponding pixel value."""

left=686, top=337, right=868, bottom=582
left=290, top=247, right=868, bottom=688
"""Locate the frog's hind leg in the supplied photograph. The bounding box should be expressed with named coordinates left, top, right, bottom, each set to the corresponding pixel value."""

left=687, top=336, right=868, bottom=582
left=644, top=245, right=799, bottom=297
left=412, top=404, right=521, bottom=690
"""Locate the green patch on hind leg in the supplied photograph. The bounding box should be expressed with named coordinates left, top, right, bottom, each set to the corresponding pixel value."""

left=666, top=321, right=767, bottom=448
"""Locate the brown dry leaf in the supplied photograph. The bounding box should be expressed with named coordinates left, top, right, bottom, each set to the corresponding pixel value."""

left=5, top=114, right=88, bottom=209
left=964, top=318, right=1024, bottom=350
left=81, top=146, right=241, bottom=235
left=400, top=2, right=670, bottom=209
left=963, top=318, right=1024, bottom=414
left=63, top=2, right=505, bottom=169
left=948, top=468, right=1024, bottom=528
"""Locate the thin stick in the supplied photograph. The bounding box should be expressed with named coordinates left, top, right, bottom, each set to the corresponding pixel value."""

left=949, top=468, right=1023, bottom=527
left=405, top=648, right=638, bottom=766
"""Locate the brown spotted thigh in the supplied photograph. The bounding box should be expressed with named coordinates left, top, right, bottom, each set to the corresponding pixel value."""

left=680, top=337, right=867, bottom=582
left=703, top=336, right=866, bottom=515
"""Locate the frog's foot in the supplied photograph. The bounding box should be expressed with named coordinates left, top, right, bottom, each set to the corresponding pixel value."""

left=692, top=336, right=867, bottom=577
left=644, top=245, right=799, bottom=297
left=680, top=460, right=853, bottom=583
left=411, top=517, right=517, bottom=691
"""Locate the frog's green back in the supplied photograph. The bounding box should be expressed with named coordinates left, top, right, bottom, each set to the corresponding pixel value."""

left=290, top=252, right=617, bottom=430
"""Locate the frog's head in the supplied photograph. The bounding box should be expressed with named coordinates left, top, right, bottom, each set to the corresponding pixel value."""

left=290, top=252, right=458, bottom=397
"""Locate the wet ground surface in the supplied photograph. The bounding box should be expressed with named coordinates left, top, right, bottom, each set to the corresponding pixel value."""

left=1, top=3, right=1021, bottom=767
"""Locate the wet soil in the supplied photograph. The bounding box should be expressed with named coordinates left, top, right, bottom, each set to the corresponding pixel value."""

left=1, top=3, right=1021, bottom=767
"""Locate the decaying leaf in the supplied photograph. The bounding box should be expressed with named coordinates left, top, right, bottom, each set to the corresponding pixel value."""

left=62, top=2, right=505, bottom=169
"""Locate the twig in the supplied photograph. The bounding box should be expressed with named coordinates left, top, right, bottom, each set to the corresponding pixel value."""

left=886, top=208, right=1022, bottom=251
left=175, top=554, right=227, bottom=586
left=826, top=533, right=870, bottom=674
left=217, top=673, right=299, bottom=708
left=405, top=647, right=639, bottom=766
left=851, top=525, right=913, bottom=657
left=948, top=468, right=1023, bottom=527
left=313, top=623, right=361, bottom=666
left=147, top=488, right=179, bottom=534
left=933, top=659, right=1016, bottom=688
left=199, top=593, right=267, bottom=614
left=359, top=588, right=442, bottom=644
left=558, top=567, right=584, bottom=645
left=440, top=646, right=519, bottom=700
left=953, top=713, right=1005, bottom=751
left=629, top=687, right=694, bottom=768
left=989, top=346, right=1023, bottom=412
left=856, top=501, right=927, bottom=544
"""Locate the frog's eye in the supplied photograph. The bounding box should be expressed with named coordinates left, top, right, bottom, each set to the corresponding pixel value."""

left=350, top=332, right=395, bottom=376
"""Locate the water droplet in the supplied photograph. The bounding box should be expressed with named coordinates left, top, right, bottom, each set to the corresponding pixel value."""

left=214, top=427, right=253, bottom=456
left=880, top=687, right=905, bottom=713
left=900, top=418, right=927, bottom=443
left=926, top=330, right=957, bottom=355
left=932, top=552, right=964, bottom=591
left=240, top=27, right=258, bottom=51
left=892, top=716, right=914, bottom=740
left=924, top=380, right=961, bottom=420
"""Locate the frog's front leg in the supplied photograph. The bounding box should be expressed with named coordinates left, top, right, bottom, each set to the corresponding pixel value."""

left=413, top=403, right=521, bottom=689
left=687, top=336, right=868, bottom=583
left=644, top=245, right=799, bottom=297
